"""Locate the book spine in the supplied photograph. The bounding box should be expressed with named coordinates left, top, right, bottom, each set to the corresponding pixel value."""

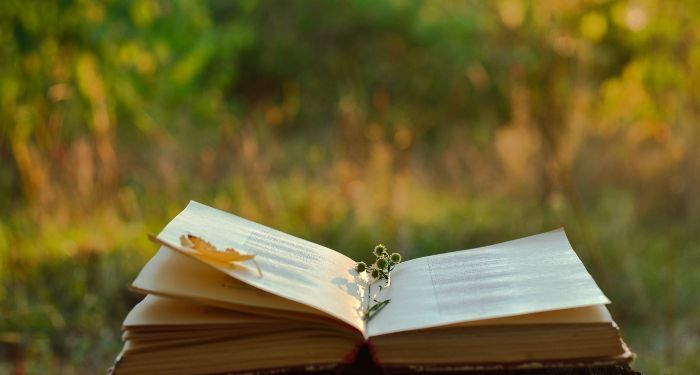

left=364, top=339, right=381, bottom=366
left=343, top=342, right=361, bottom=363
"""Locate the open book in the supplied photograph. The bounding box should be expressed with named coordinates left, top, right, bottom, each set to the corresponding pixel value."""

left=112, top=201, right=633, bottom=374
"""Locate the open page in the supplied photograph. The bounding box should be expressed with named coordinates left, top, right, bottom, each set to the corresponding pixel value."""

left=149, top=201, right=366, bottom=332
left=454, top=304, right=613, bottom=326
left=131, top=245, right=324, bottom=315
left=366, top=229, right=610, bottom=337
left=123, top=295, right=278, bottom=327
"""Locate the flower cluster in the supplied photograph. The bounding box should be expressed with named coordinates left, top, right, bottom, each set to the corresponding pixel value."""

left=355, top=244, right=402, bottom=322
left=355, top=244, right=402, bottom=282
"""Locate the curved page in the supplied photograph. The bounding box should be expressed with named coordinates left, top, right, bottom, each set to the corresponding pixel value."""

left=367, top=229, right=610, bottom=337
left=153, top=201, right=366, bottom=332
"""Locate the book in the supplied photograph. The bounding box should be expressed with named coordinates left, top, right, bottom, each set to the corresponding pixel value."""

left=111, top=201, right=634, bottom=374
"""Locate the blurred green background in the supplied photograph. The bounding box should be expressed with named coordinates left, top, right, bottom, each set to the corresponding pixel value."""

left=1, top=0, right=698, bottom=373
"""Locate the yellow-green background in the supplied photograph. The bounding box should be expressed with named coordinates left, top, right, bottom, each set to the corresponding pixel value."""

left=1, top=1, right=698, bottom=373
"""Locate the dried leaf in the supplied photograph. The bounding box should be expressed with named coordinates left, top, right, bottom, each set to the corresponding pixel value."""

left=147, top=233, right=262, bottom=277
left=179, top=234, right=256, bottom=264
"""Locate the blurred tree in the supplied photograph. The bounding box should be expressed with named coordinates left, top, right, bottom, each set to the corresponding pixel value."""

left=0, top=0, right=698, bottom=373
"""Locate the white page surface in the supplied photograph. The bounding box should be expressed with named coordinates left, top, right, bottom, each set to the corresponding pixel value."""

left=367, top=229, right=610, bottom=337
left=131, top=245, right=323, bottom=314
left=124, top=295, right=276, bottom=327
left=153, top=201, right=366, bottom=331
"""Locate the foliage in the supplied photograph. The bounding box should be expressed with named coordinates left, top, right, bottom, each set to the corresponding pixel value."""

left=0, top=0, right=699, bottom=373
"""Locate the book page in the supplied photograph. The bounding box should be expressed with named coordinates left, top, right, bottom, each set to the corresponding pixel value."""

left=130, top=244, right=323, bottom=315
left=124, top=295, right=277, bottom=327
left=453, top=304, right=613, bottom=326
left=149, top=201, right=366, bottom=332
left=367, top=229, right=610, bottom=337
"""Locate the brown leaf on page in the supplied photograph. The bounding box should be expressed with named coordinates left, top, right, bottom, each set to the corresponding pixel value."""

left=184, top=234, right=217, bottom=253
left=179, top=234, right=256, bottom=266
